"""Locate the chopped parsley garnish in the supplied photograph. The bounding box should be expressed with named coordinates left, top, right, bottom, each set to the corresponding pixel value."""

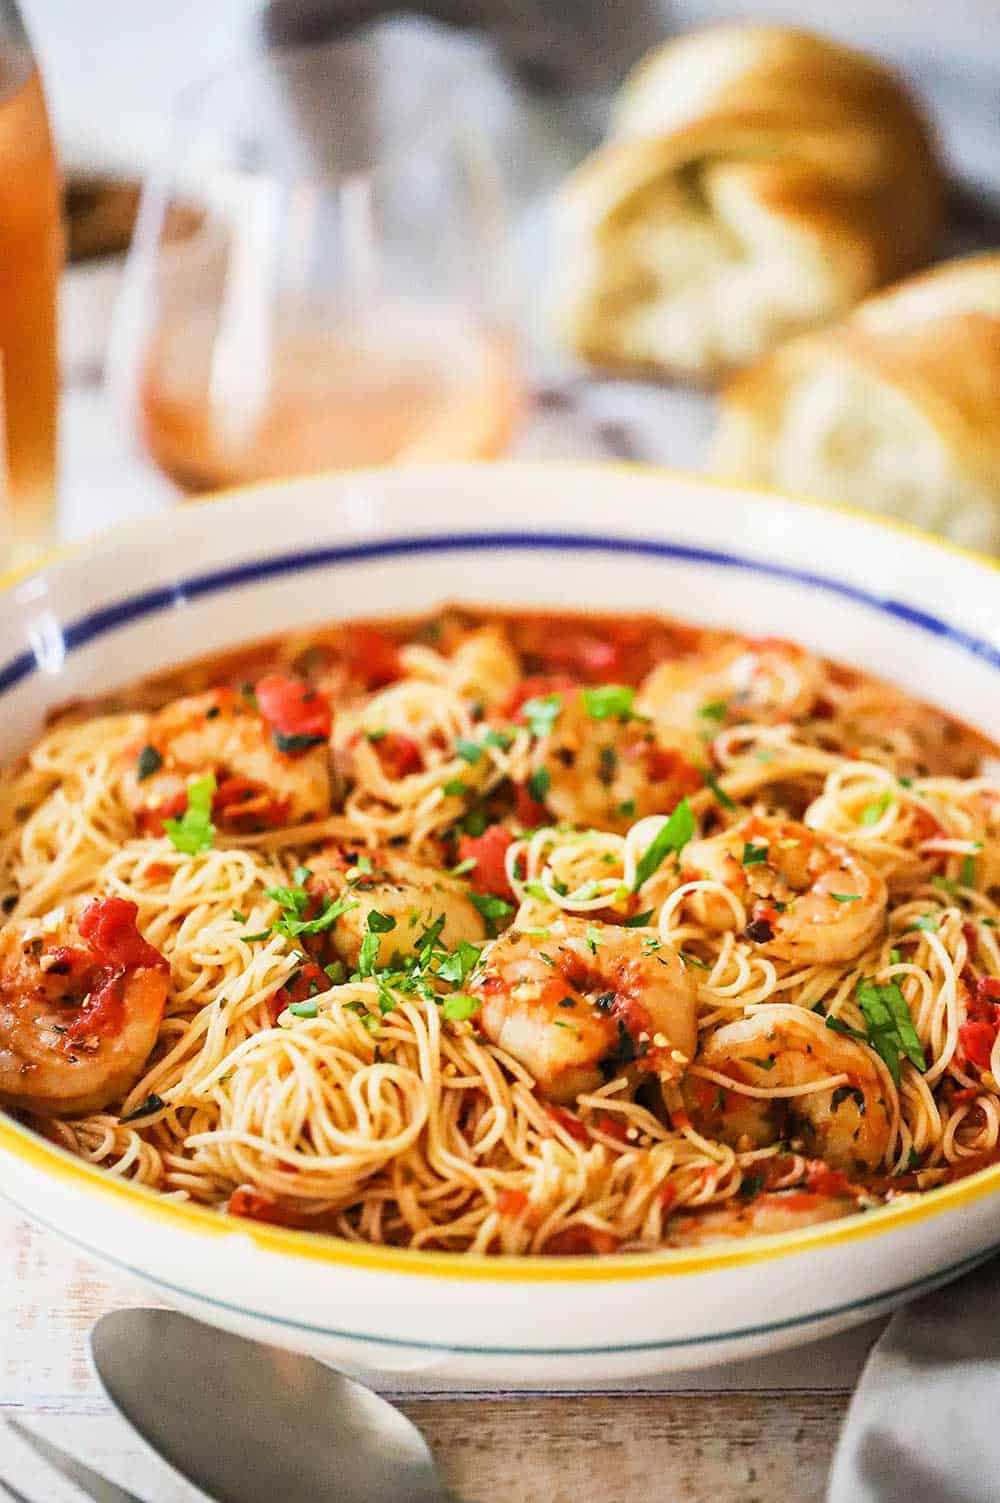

left=455, top=738, right=482, bottom=765
left=241, top=930, right=272, bottom=943
left=698, top=700, right=728, bottom=723
left=365, top=728, right=388, bottom=742
left=524, top=880, right=549, bottom=901
left=521, top=693, right=563, bottom=739
left=450, top=857, right=477, bottom=876
left=742, top=841, right=769, bottom=866
left=443, top=778, right=469, bottom=798
left=263, top=882, right=358, bottom=941
left=831, top=1085, right=866, bottom=1115
left=623, top=909, right=655, bottom=927
left=858, top=793, right=892, bottom=826
left=585, top=925, right=601, bottom=953
left=441, top=993, right=480, bottom=1022
left=632, top=797, right=695, bottom=891
left=119, top=1093, right=167, bottom=1124
left=961, top=854, right=978, bottom=888
left=460, top=806, right=488, bottom=837
left=617, top=798, right=636, bottom=818
left=470, top=891, right=513, bottom=935
left=582, top=684, right=634, bottom=721
left=598, top=745, right=618, bottom=785
left=324, top=961, right=346, bottom=984
left=136, top=745, right=163, bottom=781
left=527, top=766, right=550, bottom=803
left=366, top=910, right=397, bottom=934
left=703, top=771, right=735, bottom=810
left=855, top=978, right=927, bottom=1086
left=436, top=940, right=481, bottom=986
left=164, top=774, right=216, bottom=855
left=231, top=910, right=247, bottom=923
left=273, top=730, right=326, bottom=753
left=483, top=728, right=514, bottom=751
left=909, top=916, right=939, bottom=933
left=289, top=998, right=319, bottom=1019
left=831, top=893, right=861, bottom=903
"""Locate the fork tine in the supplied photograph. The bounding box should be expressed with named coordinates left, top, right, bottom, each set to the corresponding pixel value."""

left=4, top=1420, right=147, bottom=1503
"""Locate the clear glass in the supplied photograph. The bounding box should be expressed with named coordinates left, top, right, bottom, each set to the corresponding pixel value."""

left=0, top=0, right=61, bottom=567
left=110, top=28, right=523, bottom=494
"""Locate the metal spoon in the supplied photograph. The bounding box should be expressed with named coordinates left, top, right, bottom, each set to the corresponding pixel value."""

left=91, top=1308, right=452, bottom=1503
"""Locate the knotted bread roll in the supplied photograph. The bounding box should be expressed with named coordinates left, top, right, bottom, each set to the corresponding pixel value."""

left=555, top=25, right=943, bottom=384
left=710, top=253, right=1000, bottom=553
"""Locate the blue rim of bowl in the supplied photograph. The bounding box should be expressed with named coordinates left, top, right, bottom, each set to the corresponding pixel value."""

left=1, top=528, right=998, bottom=693
left=0, top=469, right=998, bottom=1290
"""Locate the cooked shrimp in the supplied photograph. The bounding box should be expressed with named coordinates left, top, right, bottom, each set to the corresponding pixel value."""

left=831, top=682, right=986, bottom=778
left=471, top=915, right=698, bottom=1103
left=637, top=639, right=823, bottom=733
left=542, top=693, right=702, bottom=834
left=0, top=896, right=168, bottom=1116
left=683, top=1004, right=893, bottom=1172
left=307, top=846, right=487, bottom=970
left=683, top=815, right=887, bottom=963
left=665, top=1187, right=861, bottom=1247
left=121, top=677, right=331, bottom=834
left=444, top=627, right=522, bottom=710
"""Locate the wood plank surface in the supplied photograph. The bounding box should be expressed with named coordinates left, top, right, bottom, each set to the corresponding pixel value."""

left=1, top=1202, right=849, bottom=1502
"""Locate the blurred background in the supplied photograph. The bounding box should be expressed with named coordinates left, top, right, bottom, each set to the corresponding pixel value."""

left=4, top=0, right=1000, bottom=563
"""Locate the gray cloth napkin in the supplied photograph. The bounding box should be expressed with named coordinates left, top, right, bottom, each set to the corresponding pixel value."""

left=828, top=1254, right=1000, bottom=1502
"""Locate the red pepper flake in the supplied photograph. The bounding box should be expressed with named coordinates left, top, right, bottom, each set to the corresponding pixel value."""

left=496, top=1189, right=529, bottom=1218
left=374, top=732, right=423, bottom=780
left=544, top=1103, right=590, bottom=1144
left=594, top=1114, right=630, bottom=1145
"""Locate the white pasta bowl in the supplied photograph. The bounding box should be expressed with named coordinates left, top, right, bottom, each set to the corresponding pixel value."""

left=0, top=462, right=998, bottom=1388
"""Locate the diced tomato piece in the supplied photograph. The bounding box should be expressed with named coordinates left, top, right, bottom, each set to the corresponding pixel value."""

left=343, top=626, right=402, bottom=689
left=502, top=675, right=575, bottom=720
left=659, top=1182, right=677, bottom=1211
left=457, top=825, right=514, bottom=900
left=543, top=1225, right=619, bottom=1256
left=959, top=1021, right=997, bottom=1070
left=226, top=1187, right=317, bottom=1228
left=78, top=897, right=167, bottom=971
left=544, top=1103, right=590, bottom=1144
left=268, top=961, right=328, bottom=1024
left=975, top=977, right=1000, bottom=1006
left=374, top=732, right=422, bottom=779
left=65, top=972, right=125, bottom=1043
left=803, top=1161, right=854, bottom=1196
left=496, top=1189, right=529, bottom=1218
left=256, top=674, right=332, bottom=741
left=643, top=744, right=702, bottom=792
left=595, top=1114, right=630, bottom=1145
left=136, top=790, right=188, bottom=836
left=514, top=783, right=548, bottom=827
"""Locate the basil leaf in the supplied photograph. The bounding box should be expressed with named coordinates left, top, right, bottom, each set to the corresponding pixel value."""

left=632, top=797, right=695, bottom=890
left=581, top=684, right=634, bottom=721
left=164, top=774, right=216, bottom=855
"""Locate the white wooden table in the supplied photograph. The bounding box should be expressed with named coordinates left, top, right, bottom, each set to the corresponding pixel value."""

left=2, top=1198, right=881, bottom=1502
